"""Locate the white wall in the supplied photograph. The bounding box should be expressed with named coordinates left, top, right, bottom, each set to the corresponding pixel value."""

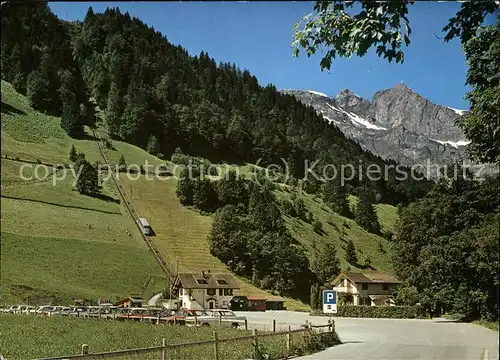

left=178, top=288, right=237, bottom=310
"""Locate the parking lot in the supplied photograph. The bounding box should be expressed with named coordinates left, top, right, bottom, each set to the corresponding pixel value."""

left=237, top=311, right=499, bottom=360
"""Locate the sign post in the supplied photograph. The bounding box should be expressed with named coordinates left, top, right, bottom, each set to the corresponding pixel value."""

left=322, top=290, right=337, bottom=314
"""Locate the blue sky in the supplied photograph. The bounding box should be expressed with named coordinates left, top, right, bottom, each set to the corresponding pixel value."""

left=49, top=1, right=488, bottom=109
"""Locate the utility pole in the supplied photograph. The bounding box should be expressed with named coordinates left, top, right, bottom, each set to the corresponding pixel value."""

left=169, top=262, right=172, bottom=302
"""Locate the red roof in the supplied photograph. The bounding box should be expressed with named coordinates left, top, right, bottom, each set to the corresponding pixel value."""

left=247, top=295, right=267, bottom=301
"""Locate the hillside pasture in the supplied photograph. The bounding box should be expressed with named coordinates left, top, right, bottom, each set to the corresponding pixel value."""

left=1, top=233, right=165, bottom=305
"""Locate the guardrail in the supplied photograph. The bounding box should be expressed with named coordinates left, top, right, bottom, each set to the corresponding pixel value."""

left=92, top=130, right=172, bottom=280
left=37, top=320, right=335, bottom=360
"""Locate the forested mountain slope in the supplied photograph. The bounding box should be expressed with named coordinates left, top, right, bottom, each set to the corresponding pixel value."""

left=1, top=2, right=432, bottom=206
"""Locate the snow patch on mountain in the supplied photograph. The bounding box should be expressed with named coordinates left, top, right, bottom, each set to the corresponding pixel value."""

left=447, top=107, right=467, bottom=116
left=429, top=138, right=471, bottom=149
left=306, top=90, right=329, bottom=98
left=326, top=103, right=387, bottom=130
left=323, top=115, right=340, bottom=125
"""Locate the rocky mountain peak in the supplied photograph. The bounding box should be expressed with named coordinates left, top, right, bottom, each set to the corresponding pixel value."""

left=279, top=84, right=475, bottom=175
left=395, top=82, right=411, bottom=90
left=335, top=89, right=371, bottom=115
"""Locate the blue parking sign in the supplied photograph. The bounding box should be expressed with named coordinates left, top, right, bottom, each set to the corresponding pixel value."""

left=322, top=290, right=337, bottom=313
left=323, top=290, right=336, bottom=305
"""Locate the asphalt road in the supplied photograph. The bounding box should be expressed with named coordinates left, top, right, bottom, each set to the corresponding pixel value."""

left=234, top=311, right=499, bottom=360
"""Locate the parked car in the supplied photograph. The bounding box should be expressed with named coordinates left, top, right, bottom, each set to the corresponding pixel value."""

left=14, top=305, right=29, bottom=314
left=128, top=308, right=154, bottom=321
left=26, top=306, right=39, bottom=314
left=36, top=306, right=55, bottom=316
left=67, top=306, right=88, bottom=317
left=83, top=306, right=106, bottom=317
left=180, top=309, right=219, bottom=327
left=114, top=307, right=134, bottom=320
left=58, top=307, right=73, bottom=316
left=51, top=306, right=68, bottom=315
left=22, top=306, right=37, bottom=314
left=4, top=305, right=18, bottom=313
left=205, top=309, right=246, bottom=328
left=99, top=306, right=119, bottom=319
left=158, top=309, right=186, bottom=325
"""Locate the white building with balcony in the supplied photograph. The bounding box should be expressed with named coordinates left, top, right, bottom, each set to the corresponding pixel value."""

left=331, top=272, right=400, bottom=306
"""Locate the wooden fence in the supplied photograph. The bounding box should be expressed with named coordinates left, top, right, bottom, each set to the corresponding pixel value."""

left=37, top=320, right=335, bottom=360
left=41, top=309, right=252, bottom=329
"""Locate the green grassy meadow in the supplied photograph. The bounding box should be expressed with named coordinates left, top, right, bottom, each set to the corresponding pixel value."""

left=1, top=80, right=166, bottom=304
left=0, top=313, right=331, bottom=360
left=0, top=314, right=248, bottom=360
left=276, top=190, right=396, bottom=273
left=1, top=233, right=165, bottom=304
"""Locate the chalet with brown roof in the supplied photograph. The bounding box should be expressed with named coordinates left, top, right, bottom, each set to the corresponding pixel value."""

left=172, top=271, right=239, bottom=310
left=114, top=297, right=145, bottom=308
left=331, top=272, right=401, bottom=306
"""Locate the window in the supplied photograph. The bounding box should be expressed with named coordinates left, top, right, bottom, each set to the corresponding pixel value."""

left=362, top=283, right=368, bottom=290
left=217, top=279, right=227, bottom=285
left=223, top=289, right=233, bottom=296
left=219, top=289, right=223, bottom=296
left=207, top=288, right=216, bottom=296
left=196, top=279, right=208, bottom=285
left=382, top=284, right=388, bottom=291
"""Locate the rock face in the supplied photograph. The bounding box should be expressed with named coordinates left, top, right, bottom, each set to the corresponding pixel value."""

left=281, top=83, right=473, bottom=175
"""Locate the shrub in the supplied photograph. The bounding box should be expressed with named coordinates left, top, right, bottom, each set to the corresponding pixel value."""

left=281, top=199, right=295, bottom=216
left=337, top=293, right=354, bottom=305
left=312, top=220, right=323, bottom=234
left=69, top=144, right=78, bottom=162
left=104, top=138, right=113, bottom=150
left=287, top=176, right=299, bottom=187
left=118, top=155, right=126, bottom=171
left=310, top=284, right=321, bottom=310
left=333, top=305, right=423, bottom=319
left=383, top=230, right=394, bottom=241
left=363, top=255, right=372, bottom=267
left=301, top=329, right=341, bottom=354
left=345, top=239, right=357, bottom=265
left=305, top=211, right=314, bottom=223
